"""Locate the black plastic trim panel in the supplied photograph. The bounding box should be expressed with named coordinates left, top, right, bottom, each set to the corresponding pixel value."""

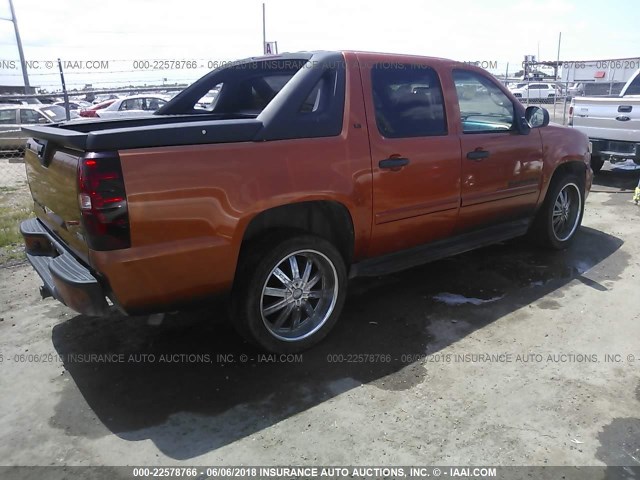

left=350, top=219, right=530, bottom=278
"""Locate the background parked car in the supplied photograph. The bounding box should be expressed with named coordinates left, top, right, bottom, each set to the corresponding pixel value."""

left=567, top=83, right=585, bottom=98
left=53, top=100, right=92, bottom=115
left=95, top=95, right=168, bottom=118
left=510, top=82, right=560, bottom=103
left=92, top=94, right=121, bottom=104
left=195, top=86, right=221, bottom=110
left=0, top=104, right=77, bottom=154
left=78, top=99, right=116, bottom=118
left=0, top=97, right=43, bottom=106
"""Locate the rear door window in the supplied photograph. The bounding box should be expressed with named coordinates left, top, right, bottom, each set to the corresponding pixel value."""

left=19, top=109, right=48, bottom=124
left=0, top=109, right=17, bottom=124
left=120, top=98, right=144, bottom=111
left=371, top=63, right=447, bottom=138
left=144, top=98, right=166, bottom=111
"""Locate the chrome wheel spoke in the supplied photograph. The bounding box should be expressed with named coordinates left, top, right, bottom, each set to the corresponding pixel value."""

left=273, top=303, right=295, bottom=329
left=553, top=203, right=563, bottom=216
left=302, top=300, right=315, bottom=319
left=263, top=297, right=290, bottom=316
left=272, top=267, right=291, bottom=285
left=301, top=259, right=313, bottom=283
left=291, top=308, right=302, bottom=330
left=264, top=287, right=287, bottom=298
left=307, top=289, right=328, bottom=299
left=289, top=255, right=300, bottom=280
left=306, top=273, right=321, bottom=290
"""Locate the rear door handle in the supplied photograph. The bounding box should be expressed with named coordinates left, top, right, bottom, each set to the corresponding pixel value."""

left=466, top=149, right=490, bottom=161
left=379, top=157, right=410, bottom=169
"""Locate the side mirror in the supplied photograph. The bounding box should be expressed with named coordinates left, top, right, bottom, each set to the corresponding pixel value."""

left=525, top=106, right=550, bottom=128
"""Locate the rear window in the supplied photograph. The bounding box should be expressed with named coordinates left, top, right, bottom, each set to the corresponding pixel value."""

left=40, top=105, right=68, bottom=122
left=0, top=109, right=16, bottom=124
left=625, top=75, right=640, bottom=95
left=160, top=59, right=308, bottom=117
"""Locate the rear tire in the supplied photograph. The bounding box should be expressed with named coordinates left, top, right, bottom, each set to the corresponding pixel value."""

left=231, top=233, right=347, bottom=353
left=591, top=155, right=604, bottom=174
left=529, top=173, right=585, bottom=250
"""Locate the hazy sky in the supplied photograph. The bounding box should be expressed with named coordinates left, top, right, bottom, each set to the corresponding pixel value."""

left=0, top=0, right=638, bottom=90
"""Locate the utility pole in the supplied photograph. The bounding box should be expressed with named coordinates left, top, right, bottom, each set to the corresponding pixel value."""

left=57, top=59, right=70, bottom=120
left=7, top=0, right=32, bottom=94
left=262, top=3, right=266, bottom=54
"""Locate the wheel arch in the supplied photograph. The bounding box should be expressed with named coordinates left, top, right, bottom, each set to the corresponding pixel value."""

left=538, top=160, right=587, bottom=210
left=238, top=200, right=356, bottom=267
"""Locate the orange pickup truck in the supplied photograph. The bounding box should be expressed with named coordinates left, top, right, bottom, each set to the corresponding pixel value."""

left=21, top=51, right=592, bottom=352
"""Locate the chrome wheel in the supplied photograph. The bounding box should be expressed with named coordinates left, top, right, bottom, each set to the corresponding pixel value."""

left=260, top=249, right=339, bottom=342
left=552, top=183, right=581, bottom=242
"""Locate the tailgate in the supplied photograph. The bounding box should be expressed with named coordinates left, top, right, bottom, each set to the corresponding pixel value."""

left=24, top=139, right=89, bottom=263
left=572, top=97, right=640, bottom=142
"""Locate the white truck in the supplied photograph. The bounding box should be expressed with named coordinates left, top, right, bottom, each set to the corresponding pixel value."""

left=570, top=69, right=640, bottom=173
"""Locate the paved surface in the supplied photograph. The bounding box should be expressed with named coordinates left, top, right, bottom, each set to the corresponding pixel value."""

left=0, top=165, right=639, bottom=471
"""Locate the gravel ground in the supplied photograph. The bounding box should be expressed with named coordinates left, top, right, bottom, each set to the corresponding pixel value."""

left=0, top=163, right=639, bottom=476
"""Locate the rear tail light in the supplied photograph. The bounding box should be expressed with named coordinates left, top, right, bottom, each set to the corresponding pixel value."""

left=79, top=110, right=97, bottom=117
left=568, top=104, right=574, bottom=126
left=78, top=153, right=130, bottom=250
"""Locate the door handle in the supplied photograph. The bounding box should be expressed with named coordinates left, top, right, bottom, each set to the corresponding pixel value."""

left=466, top=149, right=490, bottom=161
left=379, top=157, right=410, bottom=169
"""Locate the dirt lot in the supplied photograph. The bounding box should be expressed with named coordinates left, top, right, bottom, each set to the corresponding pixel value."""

left=0, top=161, right=639, bottom=475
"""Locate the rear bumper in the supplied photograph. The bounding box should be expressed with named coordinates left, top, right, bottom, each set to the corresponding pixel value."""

left=20, top=218, right=109, bottom=316
left=590, top=138, right=640, bottom=163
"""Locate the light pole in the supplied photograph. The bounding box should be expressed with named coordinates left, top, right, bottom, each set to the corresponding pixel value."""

left=4, top=0, right=32, bottom=93
left=262, top=3, right=266, bottom=54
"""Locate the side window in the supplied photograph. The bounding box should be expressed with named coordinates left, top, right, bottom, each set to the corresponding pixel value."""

left=453, top=70, right=514, bottom=133
left=120, top=98, right=143, bottom=111
left=300, top=78, right=325, bottom=113
left=196, top=83, right=222, bottom=111
left=0, top=109, right=17, bottom=124
left=248, top=75, right=293, bottom=112
left=371, top=63, right=447, bottom=138
left=20, top=109, right=47, bottom=124
left=144, top=98, right=166, bottom=111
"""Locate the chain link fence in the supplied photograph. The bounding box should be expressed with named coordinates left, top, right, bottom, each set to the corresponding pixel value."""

left=0, top=128, right=25, bottom=162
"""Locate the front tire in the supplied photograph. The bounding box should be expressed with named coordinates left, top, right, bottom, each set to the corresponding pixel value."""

left=591, top=155, right=604, bottom=174
left=231, top=234, right=347, bottom=353
left=530, top=173, right=585, bottom=249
